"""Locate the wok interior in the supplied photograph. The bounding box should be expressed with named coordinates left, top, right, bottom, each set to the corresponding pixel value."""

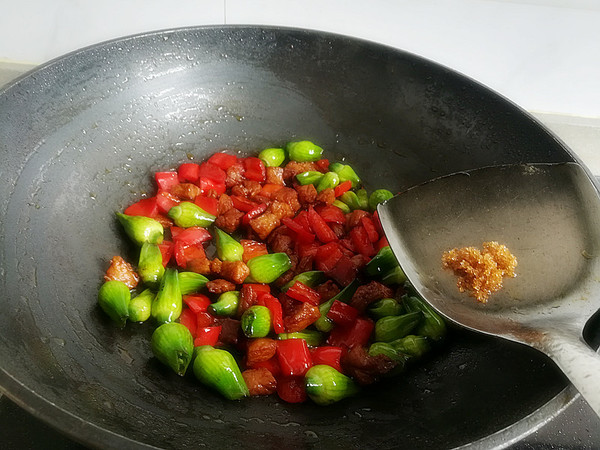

left=0, top=27, right=589, bottom=448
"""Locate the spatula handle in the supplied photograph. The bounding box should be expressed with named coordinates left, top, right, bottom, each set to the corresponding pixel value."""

left=543, top=332, right=600, bottom=419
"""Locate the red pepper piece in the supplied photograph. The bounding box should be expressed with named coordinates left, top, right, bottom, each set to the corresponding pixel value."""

left=257, top=293, right=285, bottom=334
left=155, top=171, right=180, bottom=191
left=198, top=177, right=226, bottom=196
left=198, top=162, right=226, bottom=184
left=242, top=203, right=268, bottom=225
left=334, top=180, right=353, bottom=197
left=156, top=190, right=180, bottom=214
left=158, top=241, right=174, bottom=267
left=179, top=308, right=197, bottom=337
left=285, top=281, right=322, bottom=306
left=327, top=317, right=374, bottom=348
left=376, top=236, right=389, bottom=251
left=178, top=163, right=201, bottom=183
left=371, top=210, right=385, bottom=235
left=243, top=157, right=266, bottom=182
left=172, top=226, right=212, bottom=246
left=294, top=210, right=312, bottom=232
left=307, top=206, right=337, bottom=243
left=250, top=356, right=281, bottom=377
left=315, top=158, right=330, bottom=173
left=124, top=196, right=159, bottom=218
left=183, top=294, right=211, bottom=314
left=194, top=195, right=219, bottom=216
left=327, top=300, right=360, bottom=327
left=310, top=346, right=344, bottom=373
left=360, top=216, right=380, bottom=243
left=174, top=242, right=205, bottom=268
left=246, top=284, right=271, bottom=295
left=277, top=338, right=313, bottom=377
left=282, top=217, right=315, bottom=244
left=349, top=224, right=376, bottom=257
left=230, top=195, right=259, bottom=212
left=314, top=242, right=343, bottom=272
left=277, top=376, right=307, bottom=403
left=207, top=152, right=239, bottom=170
left=194, top=326, right=222, bottom=347
left=316, top=204, right=346, bottom=224
left=196, top=311, right=216, bottom=328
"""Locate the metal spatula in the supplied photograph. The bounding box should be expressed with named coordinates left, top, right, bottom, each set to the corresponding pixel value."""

left=378, top=162, right=600, bottom=417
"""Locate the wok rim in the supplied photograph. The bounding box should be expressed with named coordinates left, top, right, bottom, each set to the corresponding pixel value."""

left=0, top=24, right=585, bottom=449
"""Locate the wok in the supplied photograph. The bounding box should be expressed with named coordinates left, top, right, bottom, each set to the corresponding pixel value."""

left=0, top=26, right=597, bottom=449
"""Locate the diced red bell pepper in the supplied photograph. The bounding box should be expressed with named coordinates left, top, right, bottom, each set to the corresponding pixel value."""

left=339, top=238, right=355, bottom=253
left=156, top=190, right=180, bottom=214
left=124, top=196, right=159, bottom=218
left=376, top=236, right=389, bottom=251
left=310, top=346, right=344, bottom=373
left=277, top=376, right=307, bottom=403
left=294, top=210, right=312, bottom=233
left=230, top=195, right=259, bottom=212
left=241, top=239, right=269, bottom=263
left=194, top=195, right=219, bottom=216
left=170, top=226, right=184, bottom=239
left=172, top=226, right=212, bottom=246
left=285, top=281, right=321, bottom=306
left=326, top=254, right=358, bottom=287
left=315, top=158, right=330, bottom=173
left=178, top=163, right=201, bottom=183
left=242, top=203, right=268, bottom=225
left=257, top=293, right=285, bottom=334
left=249, top=356, right=281, bottom=377
left=349, top=224, right=376, bottom=257
left=242, top=157, right=266, bottom=182
left=174, top=242, right=205, bottom=268
left=183, top=294, right=211, bottom=314
left=316, top=204, right=346, bottom=224
left=158, top=241, right=174, bottom=267
left=197, top=177, right=226, bottom=196
left=194, top=326, right=222, bottom=347
left=307, top=206, right=337, bottom=243
left=282, top=217, right=315, bottom=244
left=277, top=338, right=313, bottom=377
left=259, top=183, right=284, bottom=198
left=155, top=171, right=180, bottom=191
left=198, top=162, right=227, bottom=184
left=179, top=308, right=197, bottom=337
left=207, top=152, right=239, bottom=170
left=327, top=317, right=374, bottom=348
left=314, top=242, right=343, bottom=272
left=334, top=180, right=353, bottom=197
left=245, top=284, right=271, bottom=295
left=327, top=300, right=360, bottom=327
left=360, top=216, right=380, bottom=243
left=372, top=210, right=385, bottom=235
left=197, top=311, right=216, bottom=328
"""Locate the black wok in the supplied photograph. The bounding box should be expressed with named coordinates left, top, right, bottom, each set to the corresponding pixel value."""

left=0, top=26, right=596, bottom=449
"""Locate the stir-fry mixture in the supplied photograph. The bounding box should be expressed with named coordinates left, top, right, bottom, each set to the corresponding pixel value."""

left=442, top=241, right=517, bottom=303
left=98, top=140, right=447, bottom=405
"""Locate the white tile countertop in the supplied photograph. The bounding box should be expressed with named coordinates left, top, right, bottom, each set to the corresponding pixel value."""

left=2, top=0, right=600, bottom=118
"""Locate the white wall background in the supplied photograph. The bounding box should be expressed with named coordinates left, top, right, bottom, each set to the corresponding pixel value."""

left=1, top=0, right=599, bottom=117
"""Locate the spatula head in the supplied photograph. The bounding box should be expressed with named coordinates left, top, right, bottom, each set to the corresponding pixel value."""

left=378, top=163, right=600, bottom=344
